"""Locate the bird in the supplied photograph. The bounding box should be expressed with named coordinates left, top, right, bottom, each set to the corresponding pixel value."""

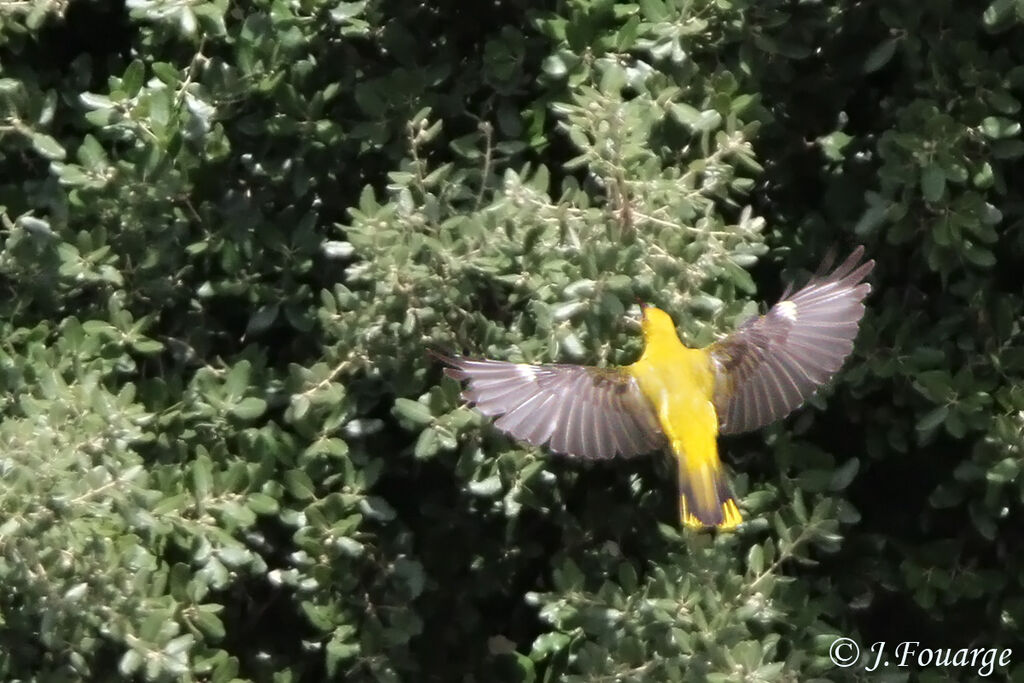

left=432, top=247, right=875, bottom=530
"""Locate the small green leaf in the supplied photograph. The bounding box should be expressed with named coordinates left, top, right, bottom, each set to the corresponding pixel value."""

left=224, top=361, right=252, bottom=398
left=541, top=55, right=567, bottom=78
left=231, top=396, right=267, bottom=420
left=248, top=492, right=280, bottom=515
left=670, top=102, right=701, bottom=127
left=863, top=37, right=900, bottom=73
left=329, top=0, right=367, bottom=22
left=916, top=405, right=949, bottom=432
left=31, top=132, right=66, bottom=160
left=987, top=457, right=1020, bottom=484
left=152, top=62, right=182, bottom=84
left=119, top=650, right=143, bottom=676
left=19, top=215, right=54, bottom=238
left=291, top=394, right=311, bottom=421
left=829, top=458, right=860, bottom=491
left=195, top=608, right=226, bottom=640
left=336, top=537, right=365, bottom=557
left=693, top=109, right=722, bottom=133
left=689, top=293, right=723, bottom=314
left=983, top=0, right=1015, bottom=31
left=564, top=279, right=597, bottom=298
left=192, top=454, right=213, bottom=500
left=797, top=469, right=832, bottom=493
left=531, top=632, right=571, bottom=659
left=921, top=165, right=946, bottom=202
left=322, top=241, right=355, bottom=259
left=393, top=557, right=425, bottom=598
left=969, top=503, right=997, bottom=540
left=747, top=544, right=764, bottom=574
left=964, top=244, right=996, bottom=267
left=218, top=546, right=252, bottom=568
left=599, top=63, right=626, bottom=94
left=928, top=483, right=963, bottom=509
left=817, top=130, right=852, bottom=162
left=245, top=304, right=279, bottom=337
left=359, top=496, right=397, bottom=521
left=987, top=90, right=1020, bottom=114
left=393, top=398, right=434, bottom=425
left=552, top=301, right=586, bottom=321
left=973, top=161, right=995, bottom=188
left=981, top=115, right=1021, bottom=139
left=121, top=59, right=145, bottom=96
left=468, top=475, right=503, bottom=497
left=285, top=470, right=316, bottom=500
left=638, top=0, right=668, bottom=20
left=132, top=337, right=165, bottom=354
left=414, top=428, right=440, bottom=459
left=326, top=636, right=360, bottom=675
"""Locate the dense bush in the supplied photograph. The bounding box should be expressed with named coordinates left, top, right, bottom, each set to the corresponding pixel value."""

left=1, top=0, right=1023, bottom=680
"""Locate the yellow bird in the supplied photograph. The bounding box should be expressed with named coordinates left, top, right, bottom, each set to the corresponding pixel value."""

left=434, top=247, right=874, bottom=530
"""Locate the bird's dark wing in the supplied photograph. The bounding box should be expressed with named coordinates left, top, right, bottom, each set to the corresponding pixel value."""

left=432, top=353, right=665, bottom=459
left=709, top=246, right=875, bottom=435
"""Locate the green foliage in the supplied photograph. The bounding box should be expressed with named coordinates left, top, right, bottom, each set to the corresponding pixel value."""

left=2, top=0, right=1024, bottom=681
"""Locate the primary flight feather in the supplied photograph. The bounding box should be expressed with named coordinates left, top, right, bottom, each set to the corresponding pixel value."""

left=434, top=247, right=875, bottom=530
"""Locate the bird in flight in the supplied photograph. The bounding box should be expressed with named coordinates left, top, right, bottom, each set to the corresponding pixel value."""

left=433, top=247, right=874, bottom=530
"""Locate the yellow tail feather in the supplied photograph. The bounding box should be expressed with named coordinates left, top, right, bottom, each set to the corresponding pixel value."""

left=676, top=447, right=742, bottom=530
left=681, top=496, right=742, bottom=530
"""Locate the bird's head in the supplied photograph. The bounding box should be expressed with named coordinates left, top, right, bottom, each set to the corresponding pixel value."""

left=638, top=303, right=677, bottom=342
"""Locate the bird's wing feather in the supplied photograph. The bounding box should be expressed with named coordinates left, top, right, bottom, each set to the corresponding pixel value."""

left=709, top=246, right=875, bottom=435
left=432, top=353, right=665, bottom=459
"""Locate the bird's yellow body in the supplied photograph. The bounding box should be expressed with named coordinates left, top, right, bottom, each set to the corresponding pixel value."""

left=629, top=307, right=742, bottom=529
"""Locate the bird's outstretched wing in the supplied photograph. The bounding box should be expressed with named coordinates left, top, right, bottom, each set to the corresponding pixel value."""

left=709, top=246, right=875, bottom=435
left=432, top=353, right=665, bottom=459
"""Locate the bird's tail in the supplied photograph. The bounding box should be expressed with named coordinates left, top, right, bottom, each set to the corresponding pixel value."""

left=674, top=440, right=742, bottom=530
